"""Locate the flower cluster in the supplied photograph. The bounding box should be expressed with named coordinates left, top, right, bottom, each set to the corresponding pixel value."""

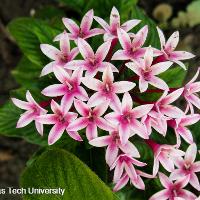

left=12, top=7, right=200, bottom=199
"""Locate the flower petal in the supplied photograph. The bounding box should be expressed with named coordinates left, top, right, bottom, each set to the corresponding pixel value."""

left=113, top=81, right=136, bottom=93
left=17, top=111, right=35, bottom=128
left=113, top=174, right=129, bottom=192
left=60, top=31, right=70, bottom=54
left=165, top=31, right=179, bottom=52
left=121, top=19, right=141, bottom=32
left=78, top=38, right=94, bottom=60
left=110, top=7, right=120, bottom=31
left=96, top=40, right=111, bottom=62
left=119, top=141, right=140, bottom=158
left=40, top=44, right=60, bottom=60
left=190, top=173, right=200, bottom=191
left=160, top=105, right=185, bottom=118
left=131, top=104, right=153, bottom=118
left=67, top=131, right=83, bottom=141
left=122, top=92, right=133, bottom=111
left=53, top=66, right=70, bottom=83
left=112, top=50, right=130, bottom=60
left=149, top=189, right=169, bottom=200
left=149, top=76, right=169, bottom=91
left=117, top=28, right=132, bottom=51
left=185, top=143, right=197, bottom=164
left=106, top=143, right=119, bottom=167
left=87, top=92, right=105, bottom=107
left=80, top=9, right=93, bottom=33
left=62, top=18, right=79, bottom=34
left=42, top=84, right=66, bottom=97
left=81, top=77, right=102, bottom=91
left=67, top=117, right=88, bottom=131
left=158, top=172, right=172, bottom=188
left=86, top=123, right=98, bottom=140
left=156, top=27, right=166, bottom=49
left=151, top=61, right=173, bottom=75
left=36, top=114, right=58, bottom=124
left=40, top=61, right=55, bottom=76
left=89, top=135, right=111, bottom=147
left=93, top=16, right=110, bottom=32
left=11, top=98, right=31, bottom=110
left=169, top=51, right=195, bottom=61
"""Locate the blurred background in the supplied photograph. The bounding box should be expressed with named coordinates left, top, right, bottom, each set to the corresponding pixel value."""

left=0, top=0, right=200, bottom=199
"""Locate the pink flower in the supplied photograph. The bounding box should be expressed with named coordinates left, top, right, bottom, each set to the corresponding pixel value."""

left=150, top=173, right=197, bottom=200
left=126, top=47, right=172, bottom=92
left=89, top=127, right=140, bottom=166
left=36, top=100, right=82, bottom=145
left=168, top=114, right=200, bottom=146
left=105, top=92, right=153, bottom=144
left=11, top=91, right=47, bottom=135
left=112, top=27, right=148, bottom=61
left=67, top=99, right=113, bottom=140
left=55, top=10, right=104, bottom=42
left=40, top=31, right=79, bottom=76
left=94, top=6, right=140, bottom=41
left=155, top=89, right=185, bottom=118
left=157, top=27, right=195, bottom=69
left=82, top=65, right=135, bottom=111
left=146, top=140, right=184, bottom=176
left=113, top=169, right=154, bottom=191
left=111, top=154, right=146, bottom=184
left=170, top=143, right=200, bottom=191
left=183, top=68, right=200, bottom=113
left=65, top=38, right=118, bottom=77
left=41, top=67, right=88, bottom=109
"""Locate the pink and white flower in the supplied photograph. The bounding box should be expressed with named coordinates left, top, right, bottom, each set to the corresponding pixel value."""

left=89, top=127, right=140, bottom=166
left=40, top=31, right=79, bottom=76
left=65, top=38, right=118, bottom=77
left=11, top=91, right=47, bottom=135
left=126, top=47, right=172, bottom=92
left=170, top=143, right=200, bottom=191
left=41, top=67, right=88, bottom=109
left=156, top=27, right=195, bottom=69
left=67, top=99, right=113, bottom=140
left=36, top=99, right=82, bottom=145
left=105, top=92, right=153, bottom=144
left=55, top=10, right=104, bottom=42
left=82, top=66, right=135, bottom=110
left=150, top=173, right=196, bottom=200
left=94, top=6, right=140, bottom=41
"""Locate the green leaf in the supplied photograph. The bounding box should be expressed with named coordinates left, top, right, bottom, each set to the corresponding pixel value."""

left=8, top=18, right=61, bottom=66
left=20, top=149, right=119, bottom=200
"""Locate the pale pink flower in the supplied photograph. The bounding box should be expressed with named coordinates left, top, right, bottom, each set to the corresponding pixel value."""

left=183, top=68, right=200, bottom=113
left=94, top=6, right=140, bottom=41
left=112, top=27, right=148, bottom=61
left=36, top=99, right=82, bottom=145
left=41, top=67, right=88, bottom=109
left=11, top=91, right=47, bottom=135
left=146, top=140, right=185, bottom=176
left=150, top=173, right=197, bottom=200
left=111, top=154, right=146, bottom=184
left=126, top=47, right=172, bottom=92
left=40, top=31, right=79, bottom=76
left=65, top=38, right=118, bottom=77
left=105, top=92, right=153, bottom=144
left=89, top=127, right=140, bottom=166
left=157, top=27, right=195, bottom=69
left=113, top=170, right=154, bottom=191
left=155, top=89, right=185, bottom=118
left=170, top=143, right=200, bottom=191
left=82, top=66, right=135, bottom=111
left=55, top=10, right=104, bottom=42
left=168, top=114, right=200, bottom=146
left=67, top=99, right=113, bottom=140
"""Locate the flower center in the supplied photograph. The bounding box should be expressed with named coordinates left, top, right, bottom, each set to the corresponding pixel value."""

left=65, top=81, right=73, bottom=90
left=142, top=70, right=151, bottom=81
left=78, top=30, right=85, bottom=38
left=60, top=54, right=68, bottom=62
left=88, top=57, right=97, bottom=66
left=112, top=131, right=120, bottom=143
left=172, top=189, right=178, bottom=197
left=88, top=110, right=95, bottom=122
left=184, top=162, right=191, bottom=170
left=122, top=113, right=132, bottom=123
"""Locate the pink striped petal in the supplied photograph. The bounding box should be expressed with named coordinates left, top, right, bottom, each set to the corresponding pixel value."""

left=36, top=114, right=58, bottom=124
left=113, top=81, right=136, bottom=93
left=93, top=102, right=109, bottom=116
left=159, top=172, right=172, bottom=188
left=113, top=160, right=124, bottom=183
left=93, top=16, right=110, bottom=32
left=64, top=60, right=86, bottom=70
left=151, top=61, right=173, bottom=75
left=69, top=47, right=79, bottom=60
left=40, top=44, right=60, bottom=60
left=105, top=112, right=119, bottom=125
left=87, top=92, right=105, bottom=107
left=26, top=90, right=37, bottom=105
left=185, top=143, right=197, bottom=164
left=110, top=7, right=120, bottom=31
left=131, top=175, right=145, bottom=190
left=119, top=142, right=140, bottom=158
left=67, top=131, right=82, bottom=141
left=157, top=27, right=166, bottom=49
left=60, top=94, right=74, bottom=113
left=149, top=189, right=169, bottom=200
left=86, top=28, right=105, bottom=38
left=153, top=159, right=159, bottom=176
left=74, top=99, right=89, bottom=116
left=189, top=82, right=200, bottom=93
left=174, top=175, right=190, bottom=189
left=50, top=100, right=61, bottom=115
left=86, top=123, right=98, bottom=140
left=170, top=169, right=183, bottom=180
left=42, top=84, right=66, bottom=97
left=187, top=94, right=200, bottom=109
left=17, top=111, right=35, bottom=128
left=119, top=123, right=131, bottom=144
left=71, top=68, right=83, bottom=85
left=96, top=40, right=111, bottom=62
left=124, top=162, right=137, bottom=179
left=122, top=92, right=133, bottom=111
left=95, top=117, right=113, bottom=131
left=89, top=135, right=111, bottom=147
left=131, top=104, right=153, bottom=118
left=180, top=114, right=200, bottom=126
left=80, top=9, right=93, bottom=33
left=53, top=66, right=70, bottom=83
left=109, top=94, right=121, bottom=113
left=40, top=61, right=55, bottom=76
left=113, top=174, right=129, bottom=192
left=126, top=61, right=141, bottom=76
left=193, top=161, right=200, bottom=172
left=117, top=28, right=132, bottom=51
left=178, top=189, right=197, bottom=199
left=106, top=143, right=119, bottom=167
left=149, top=76, right=169, bottom=91
left=62, top=18, right=79, bottom=34
left=81, top=77, right=102, bottom=91
left=159, top=156, right=174, bottom=172
left=77, top=38, right=94, bottom=59
left=190, top=173, right=200, bottom=191
left=66, top=117, right=88, bottom=131
left=188, top=68, right=200, bottom=84
left=112, top=50, right=130, bottom=60
left=60, top=31, right=70, bottom=54
left=11, top=98, right=31, bottom=110
left=165, top=31, right=179, bottom=52
left=169, top=51, right=195, bottom=61
left=102, top=65, right=114, bottom=83
left=121, top=19, right=141, bottom=32
left=35, top=121, right=43, bottom=136
left=48, top=123, right=65, bottom=145
left=139, top=78, right=148, bottom=93
left=76, top=86, right=89, bottom=101
left=144, top=47, right=153, bottom=68
left=160, top=105, right=185, bottom=118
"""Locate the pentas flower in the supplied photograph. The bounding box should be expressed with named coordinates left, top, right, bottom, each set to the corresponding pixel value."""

left=42, top=67, right=88, bottom=109
left=94, top=6, right=141, bottom=41
left=111, top=154, right=146, bottom=183
left=170, top=143, right=200, bottom=191
left=154, top=88, right=185, bottom=118
left=150, top=173, right=197, bottom=200
left=168, top=114, right=200, bottom=146
left=82, top=66, right=135, bottom=111
left=183, top=68, right=200, bottom=113
left=126, top=47, right=172, bottom=92
left=36, top=100, right=82, bottom=145
left=105, top=92, right=153, bottom=144
left=67, top=99, right=113, bottom=140
left=156, top=27, right=195, bottom=69
left=89, top=127, right=140, bottom=166
left=11, top=91, right=47, bottom=135
left=146, top=140, right=185, bottom=176
left=65, top=38, right=118, bottom=77
left=55, top=9, right=104, bottom=42
left=113, top=169, right=154, bottom=191
left=40, top=31, right=79, bottom=76
left=112, top=27, right=148, bottom=61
